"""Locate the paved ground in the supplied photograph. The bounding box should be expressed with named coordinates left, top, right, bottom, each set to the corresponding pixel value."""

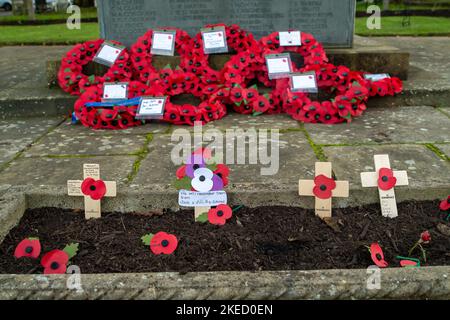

left=0, top=106, right=448, bottom=205
left=0, top=36, right=449, bottom=207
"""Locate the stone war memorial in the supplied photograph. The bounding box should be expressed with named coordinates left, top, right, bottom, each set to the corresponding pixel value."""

left=0, top=0, right=449, bottom=304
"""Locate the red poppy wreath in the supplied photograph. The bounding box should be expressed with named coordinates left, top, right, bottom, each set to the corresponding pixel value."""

left=280, top=63, right=370, bottom=124
left=58, top=39, right=132, bottom=96
left=74, top=81, right=148, bottom=130
left=181, top=23, right=260, bottom=85
left=130, top=28, right=192, bottom=83
left=146, top=66, right=228, bottom=125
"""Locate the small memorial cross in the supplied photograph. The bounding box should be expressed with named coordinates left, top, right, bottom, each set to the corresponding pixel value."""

left=67, top=164, right=117, bottom=219
left=299, top=162, right=349, bottom=219
left=360, top=154, right=409, bottom=218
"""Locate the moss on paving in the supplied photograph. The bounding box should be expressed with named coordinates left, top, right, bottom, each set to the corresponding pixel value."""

left=126, top=133, right=153, bottom=183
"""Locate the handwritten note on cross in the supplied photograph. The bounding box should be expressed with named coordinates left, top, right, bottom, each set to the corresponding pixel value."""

left=360, top=154, right=409, bottom=218
left=299, top=162, right=349, bottom=219
left=67, top=164, right=117, bottom=219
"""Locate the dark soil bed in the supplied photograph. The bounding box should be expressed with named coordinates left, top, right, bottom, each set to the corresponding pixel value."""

left=1, top=200, right=449, bottom=274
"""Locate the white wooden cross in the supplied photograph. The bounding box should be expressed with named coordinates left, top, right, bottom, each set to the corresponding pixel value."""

left=67, top=164, right=117, bottom=219
left=360, top=154, right=409, bottom=218
left=299, top=162, right=349, bottom=219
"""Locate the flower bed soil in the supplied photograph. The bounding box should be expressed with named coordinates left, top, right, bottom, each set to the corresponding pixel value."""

left=0, top=200, right=449, bottom=274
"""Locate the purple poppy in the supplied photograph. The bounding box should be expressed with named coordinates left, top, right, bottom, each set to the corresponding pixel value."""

left=185, top=153, right=206, bottom=178
left=211, top=174, right=224, bottom=191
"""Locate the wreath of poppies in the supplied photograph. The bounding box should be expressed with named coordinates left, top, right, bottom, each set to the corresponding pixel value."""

left=181, top=23, right=260, bottom=85
left=130, top=28, right=192, bottom=83
left=59, top=24, right=404, bottom=129
left=58, top=39, right=132, bottom=96
left=279, top=63, right=370, bottom=123
left=74, top=81, right=148, bottom=130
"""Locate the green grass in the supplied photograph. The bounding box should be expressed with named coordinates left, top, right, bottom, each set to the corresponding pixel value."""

left=356, top=1, right=450, bottom=12
left=355, top=16, right=450, bottom=36
left=0, top=7, right=97, bottom=22
left=0, top=23, right=99, bottom=45
left=0, top=15, right=449, bottom=45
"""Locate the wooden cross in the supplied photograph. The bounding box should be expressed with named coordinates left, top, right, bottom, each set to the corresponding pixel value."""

left=67, top=164, right=117, bottom=219
left=360, top=154, right=409, bottom=218
left=299, top=162, right=349, bottom=219
left=195, top=206, right=210, bottom=221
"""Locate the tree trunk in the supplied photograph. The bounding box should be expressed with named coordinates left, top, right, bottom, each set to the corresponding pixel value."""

left=25, top=0, right=35, bottom=21
left=383, top=0, right=390, bottom=11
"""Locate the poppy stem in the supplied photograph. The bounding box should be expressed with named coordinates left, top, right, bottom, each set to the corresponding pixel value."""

left=445, top=213, right=450, bottom=222
left=408, top=241, right=420, bottom=257
left=418, top=243, right=427, bottom=263
left=232, top=205, right=244, bottom=213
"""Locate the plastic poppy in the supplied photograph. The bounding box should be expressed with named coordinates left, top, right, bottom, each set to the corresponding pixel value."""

left=377, top=167, right=397, bottom=191
left=400, top=259, right=419, bottom=268
left=81, top=177, right=107, bottom=200
left=370, top=243, right=388, bottom=268
left=440, top=196, right=450, bottom=211
left=150, top=232, right=178, bottom=255
left=191, top=167, right=214, bottom=192
left=312, top=174, right=336, bottom=199
left=208, top=204, right=232, bottom=225
left=420, top=231, right=431, bottom=243
left=14, top=238, right=41, bottom=259
left=214, top=164, right=230, bottom=187
left=41, top=250, right=69, bottom=274
left=176, top=165, right=186, bottom=179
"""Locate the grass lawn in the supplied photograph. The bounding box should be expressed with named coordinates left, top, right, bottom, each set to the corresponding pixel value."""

left=0, top=16, right=449, bottom=45
left=0, top=23, right=99, bottom=45
left=355, top=16, right=450, bottom=36
left=0, top=7, right=97, bottom=22
left=356, top=1, right=450, bottom=11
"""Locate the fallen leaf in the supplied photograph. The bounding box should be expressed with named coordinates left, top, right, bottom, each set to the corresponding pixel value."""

left=437, top=223, right=450, bottom=237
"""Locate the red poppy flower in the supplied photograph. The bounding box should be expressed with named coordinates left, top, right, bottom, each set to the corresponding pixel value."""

left=420, top=230, right=431, bottom=243
left=100, top=109, right=118, bottom=122
left=14, top=238, right=41, bottom=259
left=41, top=250, right=69, bottom=274
left=439, top=196, right=450, bottom=211
left=230, top=87, right=245, bottom=104
left=400, top=259, right=419, bottom=267
left=370, top=243, right=388, bottom=268
left=150, top=232, right=178, bottom=255
left=377, top=167, right=397, bottom=191
left=252, top=95, right=270, bottom=113
left=214, top=164, right=230, bottom=186
left=312, top=174, right=336, bottom=199
left=81, top=177, right=107, bottom=200
left=176, top=165, right=186, bottom=179
left=208, top=204, right=233, bottom=225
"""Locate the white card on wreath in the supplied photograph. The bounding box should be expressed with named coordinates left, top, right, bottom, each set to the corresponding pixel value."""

left=364, top=73, right=391, bottom=82
left=136, top=96, right=166, bottom=119
left=203, top=31, right=226, bottom=49
left=291, top=72, right=318, bottom=93
left=102, top=82, right=128, bottom=101
left=151, top=30, right=176, bottom=56
left=94, top=42, right=124, bottom=66
left=266, top=53, right=292, bottom=79
left=279, top=31, right=301, bottom=46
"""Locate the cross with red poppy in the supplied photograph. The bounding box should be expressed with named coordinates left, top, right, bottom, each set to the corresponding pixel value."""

left=361, top=154, right=408, bottom=218
left=299, top=162, right=349, bottom=219
left=67, top=164, right=117, bottom=219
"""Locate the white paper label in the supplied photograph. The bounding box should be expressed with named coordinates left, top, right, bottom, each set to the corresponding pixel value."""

left=291, top=73, right=317, bottom=92
left=137, top=97, right=165, bottom=117
left=178, top=190, right=227, bottom=207
left=203, top=31, right=226, bottom=49
left=279, top=31, right=301, bottom=46
left=152, top=32, right=175, bottom=51
left=364, top=73, right=391, bottom=81
left=103, top=83, right=127, bottom=100
left=96, top=44, right=122, bottom=65
left=267, top=57, right=291, bottom=74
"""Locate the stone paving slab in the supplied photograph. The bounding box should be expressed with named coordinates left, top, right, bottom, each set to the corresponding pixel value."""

left=0, top=156, right=136, bottom=186
left=323, top=144, right=450, bottom=190
left=53, top=119, right=171, bottom=135
left=305, top=106, right=450, bottom=145
left=436, top=144, right=450, bottom=159
left=0, top=117, right=63, bottom=167
left=23, top=132, right=147, bottom=157
left=133, top=132, right=316, bottom=187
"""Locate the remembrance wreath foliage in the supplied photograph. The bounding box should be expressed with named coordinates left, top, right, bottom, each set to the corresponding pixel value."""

left=58, top=39, right=132, bottom=96
left=59, top=24, right=404, bottom=130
